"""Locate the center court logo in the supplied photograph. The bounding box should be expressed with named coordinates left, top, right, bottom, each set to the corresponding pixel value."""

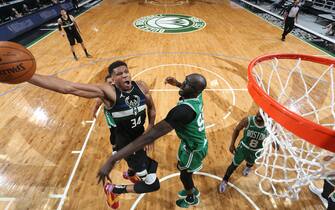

left=133, top=14, right=206, bottom=34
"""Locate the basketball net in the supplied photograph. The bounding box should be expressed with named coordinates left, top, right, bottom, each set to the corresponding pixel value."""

left=249, top=55, right=335, bottom=200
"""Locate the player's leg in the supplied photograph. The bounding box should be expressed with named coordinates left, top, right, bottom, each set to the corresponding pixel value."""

left=282, top=18, right=294, bottom=41
left=176, top=143, right=207, bottom=208
left=218, top=144, right=245, bottom=193
left=67, top=34, right=78, bottom=60
left=106, top=150, right=160, bottom=192
left=310, top=179, right=334, bottom=208
left=242, top=150, right=257, bottom=176
left=328, top=192, right=335, bottom=210
left=104, top=150, right=160, bottom=208
left=76, top=32, right=92, bottom=58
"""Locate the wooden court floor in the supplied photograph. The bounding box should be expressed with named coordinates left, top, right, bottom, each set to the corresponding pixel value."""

left=0, top=0, right=331, bottom=209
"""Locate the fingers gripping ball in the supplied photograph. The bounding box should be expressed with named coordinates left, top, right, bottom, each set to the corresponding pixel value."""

left=0, top=41, right=36, bottom=84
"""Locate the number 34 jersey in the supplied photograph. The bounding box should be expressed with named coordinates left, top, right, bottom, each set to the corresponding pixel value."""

left=240, top=116, right=269, bottom=151
left=106, top=81, right=147, bottom=140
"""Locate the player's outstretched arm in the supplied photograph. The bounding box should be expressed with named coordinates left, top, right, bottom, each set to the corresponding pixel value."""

left=28, top=73, right=107, bottom=99
left=165, top=76, right=182, bottom=88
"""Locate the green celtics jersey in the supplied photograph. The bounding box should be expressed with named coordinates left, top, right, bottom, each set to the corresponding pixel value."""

left=103, top=107, right=116, bottom=128
left=240, top=116, right=269, bottom=151
left=175, top=94, right=207, bottom=150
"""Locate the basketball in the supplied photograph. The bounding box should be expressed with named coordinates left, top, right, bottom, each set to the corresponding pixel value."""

left=0, top=41, right=36, bottom=84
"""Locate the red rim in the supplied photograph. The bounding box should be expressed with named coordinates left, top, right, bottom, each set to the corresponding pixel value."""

left=248, top=54, right=335, bottom=152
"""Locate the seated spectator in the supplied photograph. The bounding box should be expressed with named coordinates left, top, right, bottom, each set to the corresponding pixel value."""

left=324, top=22, right=335, bottom=36
left=22, top=4, right=31, bottom=15
left=10, top=7, right=22, bottom=20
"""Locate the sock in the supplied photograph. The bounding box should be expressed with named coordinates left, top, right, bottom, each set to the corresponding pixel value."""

left=112, top=185, right=127, bottom=194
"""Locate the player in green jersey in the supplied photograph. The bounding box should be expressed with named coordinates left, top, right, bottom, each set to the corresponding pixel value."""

left=218, top=112, right=269, bottom=193
left=97, top=74, right=208, bottom=208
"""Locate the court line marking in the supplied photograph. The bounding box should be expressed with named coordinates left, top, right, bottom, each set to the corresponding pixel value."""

left=71, top=151, right=81, bottom=154
left=205, top=123, right=215, bottom=129
left=133, top=63, right=237, bottom=120
left=0, top=197, right=16, bottom=210
left=130, top=171, right=260, bottom=210
left=50, top=105, right=102, bottom=210
left=145, top=0, right=188, bottom=6
left=49, top=194, right=63, bottom=198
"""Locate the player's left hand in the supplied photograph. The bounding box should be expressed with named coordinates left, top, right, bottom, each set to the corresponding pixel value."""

left=97, top=161, right=114, bottom=186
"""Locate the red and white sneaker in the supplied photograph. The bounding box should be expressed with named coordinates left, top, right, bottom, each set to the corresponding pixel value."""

left=123, top=171, right=141, bottom=184
left=104, top=183, right=120, bottom=209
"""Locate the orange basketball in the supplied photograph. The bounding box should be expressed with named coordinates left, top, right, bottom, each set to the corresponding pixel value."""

left=0, top=41, right=36, bottom=84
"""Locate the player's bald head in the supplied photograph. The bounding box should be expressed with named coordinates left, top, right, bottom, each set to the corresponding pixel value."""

left=187, top=73, right=207, bottom=93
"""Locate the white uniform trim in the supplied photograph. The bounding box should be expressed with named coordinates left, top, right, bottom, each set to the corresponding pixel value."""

left=111, top=104, right=147, bottom=118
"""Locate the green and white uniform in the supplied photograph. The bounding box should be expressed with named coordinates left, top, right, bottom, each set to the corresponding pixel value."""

left=174, top=94, right=208, bottom=172
left=233, top=116, right=269, bottom=166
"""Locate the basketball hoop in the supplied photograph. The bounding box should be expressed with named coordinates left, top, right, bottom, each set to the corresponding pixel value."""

left=247, top=54, right=335, bottom=199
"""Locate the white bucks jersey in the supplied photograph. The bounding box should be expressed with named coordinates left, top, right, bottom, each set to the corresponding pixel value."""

left=105, top=81, right=147, bottom=139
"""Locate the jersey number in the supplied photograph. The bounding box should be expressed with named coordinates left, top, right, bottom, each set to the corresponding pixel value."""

left=249, top=139, right=258, bottom=148
left=197, top=113, right=205, bottom=132
left=131, top=116, right=141, bottom=128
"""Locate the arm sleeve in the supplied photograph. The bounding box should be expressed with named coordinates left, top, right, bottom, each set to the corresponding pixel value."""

left=164, top=104, right=196, bottom=129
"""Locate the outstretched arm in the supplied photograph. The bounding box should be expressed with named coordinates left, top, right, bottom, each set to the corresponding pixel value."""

left=165, top=76, right=182, bottom=88
left=28, top=74, right=109, bottom=99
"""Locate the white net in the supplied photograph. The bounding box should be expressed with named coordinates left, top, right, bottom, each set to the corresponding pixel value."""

left=250, top=56, right=335, bottom=199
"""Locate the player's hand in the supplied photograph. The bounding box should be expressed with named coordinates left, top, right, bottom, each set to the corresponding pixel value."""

left=97, top=161, right=114, bottom=186
left=229, top=145, right=236, bottom=154
left=144, top=143, right=154, bottom=152
left=165, top=76, right=178, bottom=86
